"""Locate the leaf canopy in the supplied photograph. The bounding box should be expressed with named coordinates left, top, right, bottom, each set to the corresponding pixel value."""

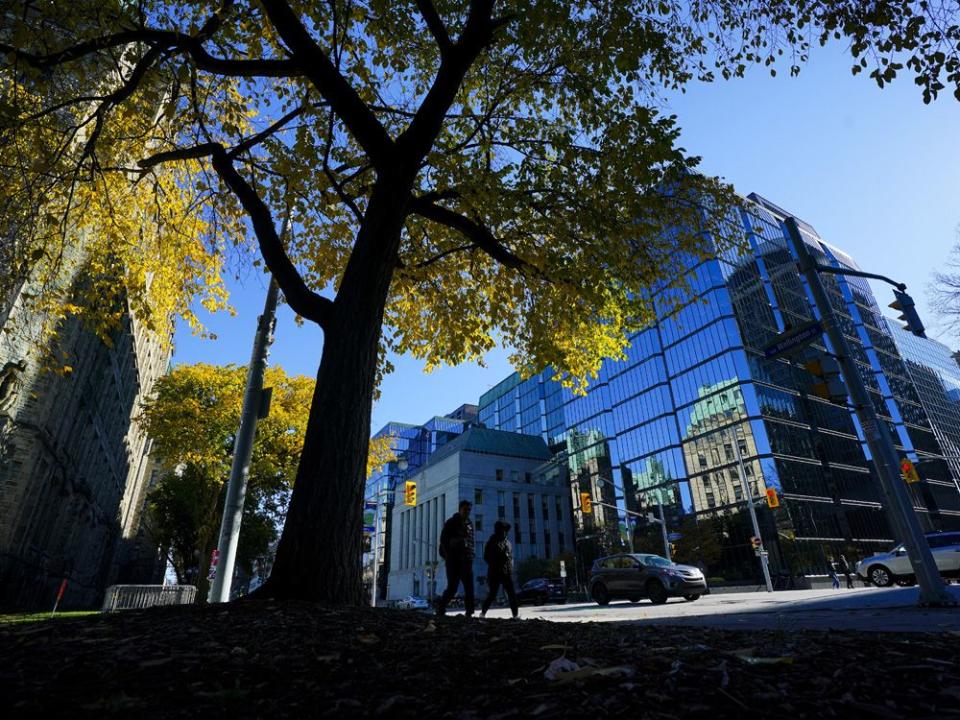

left=2, top=1, right=958, bottom=388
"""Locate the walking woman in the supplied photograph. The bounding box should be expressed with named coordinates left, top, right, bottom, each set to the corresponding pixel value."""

left=480, top=521, right=519, bottom=619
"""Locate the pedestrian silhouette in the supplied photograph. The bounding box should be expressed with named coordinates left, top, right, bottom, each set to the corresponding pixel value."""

left=436, top=500, right=475, bottom=617
left=828, top=557, right=841, bottom=589
left=838, top=554, right=855, bottom=589
left=481, top=520, right=518, bottom=619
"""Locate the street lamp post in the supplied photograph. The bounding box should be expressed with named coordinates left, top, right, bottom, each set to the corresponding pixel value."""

left=208, top=274, right=279, bottom=603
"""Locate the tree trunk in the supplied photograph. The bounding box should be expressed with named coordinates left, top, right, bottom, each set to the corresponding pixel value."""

left=259, top=174, right=409, bottom=604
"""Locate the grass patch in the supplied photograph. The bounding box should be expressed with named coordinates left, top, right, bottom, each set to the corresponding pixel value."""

left=0, top=611, right=97, bottom=624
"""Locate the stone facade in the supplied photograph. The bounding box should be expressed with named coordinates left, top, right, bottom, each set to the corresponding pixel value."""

left=0, top=280, right=169, bottom=611
left=386, top=427, right=574, bottom=602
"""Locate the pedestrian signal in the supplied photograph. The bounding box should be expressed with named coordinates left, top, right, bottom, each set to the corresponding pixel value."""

left=765, top=487, right=780, bottom=509
left=404, top=481, right=417, bottom=506
left=900, top=459, right=920, bottom=484
left=750, top=536, right=762, bottom=550
left=580, top=492, right=592, bottom=514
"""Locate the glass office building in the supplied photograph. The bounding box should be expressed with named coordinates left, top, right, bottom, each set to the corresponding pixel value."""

left=363, top=405, right=478, bottom=602
left=884, top=318, right=960, bottom=488
left=478, top=193, right=960, bottom=585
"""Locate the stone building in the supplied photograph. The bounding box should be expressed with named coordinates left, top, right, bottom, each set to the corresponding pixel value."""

left=386, top=426, right=574, bottom=602
left=0, top=277, right=169, bottom=611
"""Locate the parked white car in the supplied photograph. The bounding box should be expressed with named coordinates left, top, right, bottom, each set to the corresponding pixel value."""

left=857, top=531, right=960, bottom=587
left=395, top=595, right=429, bottom=610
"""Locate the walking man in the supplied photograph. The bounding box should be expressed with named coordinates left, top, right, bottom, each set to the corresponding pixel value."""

left=437, top=500, right=475, bottom=617
left=481, top=521, right=519, bottom=619
left=838, top=554, right=855, bottom=589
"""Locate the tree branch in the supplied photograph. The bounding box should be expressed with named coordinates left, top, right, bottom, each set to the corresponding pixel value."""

left=410, top=242, right=477, bottom=270
left=396, top=0, right=506, bottom=166
left=408, top=198, right=545, bottom=279
left=259, top=0, right=394, bottom=167
left=415, top=0, right=452, bottom=54
left=138, top=143, right=333, bottom=327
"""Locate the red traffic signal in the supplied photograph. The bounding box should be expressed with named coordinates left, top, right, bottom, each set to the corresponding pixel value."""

left=765, top=487, right=780, bottom=508
left=900, top=459, right=920, bottom=484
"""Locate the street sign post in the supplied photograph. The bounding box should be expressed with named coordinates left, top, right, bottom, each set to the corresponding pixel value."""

left=763, top=320, right=824, bottom=360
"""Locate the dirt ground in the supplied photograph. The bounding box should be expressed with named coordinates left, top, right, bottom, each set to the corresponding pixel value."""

left=3, top=600, right=959, bottom=718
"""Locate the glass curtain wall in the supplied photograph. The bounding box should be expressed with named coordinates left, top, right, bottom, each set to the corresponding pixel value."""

left=478, top=192, right=960, bottom=586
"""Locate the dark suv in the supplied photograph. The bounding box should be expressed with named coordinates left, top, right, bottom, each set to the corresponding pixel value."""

left=516, top=577, right=567, bottom=605
left=589, top=553, right=707, bottom=605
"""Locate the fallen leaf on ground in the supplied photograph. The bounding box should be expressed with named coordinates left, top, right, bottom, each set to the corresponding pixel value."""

left=544, top=656, right=580, bottom=680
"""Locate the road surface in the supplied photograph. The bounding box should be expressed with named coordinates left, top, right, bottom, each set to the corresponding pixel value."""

left=474, top=585, right=960, bottom=632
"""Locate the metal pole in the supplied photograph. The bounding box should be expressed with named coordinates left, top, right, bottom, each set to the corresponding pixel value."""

left=657, top=501, right=671, bottom=562
left=209, top=274, right=280, bottom=603
left=729, top=422, right=773, bottom=592
left=785, top=217, right=954, bottom=606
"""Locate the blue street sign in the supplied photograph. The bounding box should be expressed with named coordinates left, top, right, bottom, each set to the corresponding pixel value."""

left=763, top=321, right=823, bottom=360
left=667, top=532, right=683, bottom=542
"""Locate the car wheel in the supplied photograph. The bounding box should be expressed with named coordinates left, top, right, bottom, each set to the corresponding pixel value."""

left=646, top=580, right=668, bottom=605
left=894, top=575, right=917, bottom=587
left=869, top=565, right=894, bottom=587
left=628, top=597, right=641, bottom=603
left=591, top=583, right=610, bottom=606
left=684, top=594, right=701, bottom=602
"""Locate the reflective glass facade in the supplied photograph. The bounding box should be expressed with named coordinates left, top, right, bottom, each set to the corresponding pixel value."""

left=478, top=193, right=960, bottom=585
left=884, top=318, right=960, bottom=489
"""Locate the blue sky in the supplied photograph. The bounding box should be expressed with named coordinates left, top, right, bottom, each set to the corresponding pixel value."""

left=171, top=41, right=960, bottom=431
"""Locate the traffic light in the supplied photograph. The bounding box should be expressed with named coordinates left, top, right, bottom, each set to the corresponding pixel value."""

left=580, top=492, right=592, bottom=514
left=803, top=353, right=847, bottom=404
left=750, top=536, right=762, bottom=550
left=404, top=481, right=417, bottom=506
left=889, top=289, right=926, bottom=338
left=900, top=459, right=921, bottom=484
left=765, top=487, right=780, bottom=508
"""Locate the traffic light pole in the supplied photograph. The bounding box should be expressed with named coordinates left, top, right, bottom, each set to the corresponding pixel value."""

left=785, top=217, right=954, bottom=606
left=592, top=501, right=670, bottom=560
left=657, top=501, right=671, bottom=562
left=209, top=274, right=280, bottom=603
left=729, top=423, right=773, bottom=593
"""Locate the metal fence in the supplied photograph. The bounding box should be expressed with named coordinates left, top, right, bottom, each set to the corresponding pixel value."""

left=102, top=584, right=197, bottom=612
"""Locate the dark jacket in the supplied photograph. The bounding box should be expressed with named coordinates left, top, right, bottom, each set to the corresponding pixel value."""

left=483, top=525, right=514, bottom=577
left=439, top=513, right=475, bottom=562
